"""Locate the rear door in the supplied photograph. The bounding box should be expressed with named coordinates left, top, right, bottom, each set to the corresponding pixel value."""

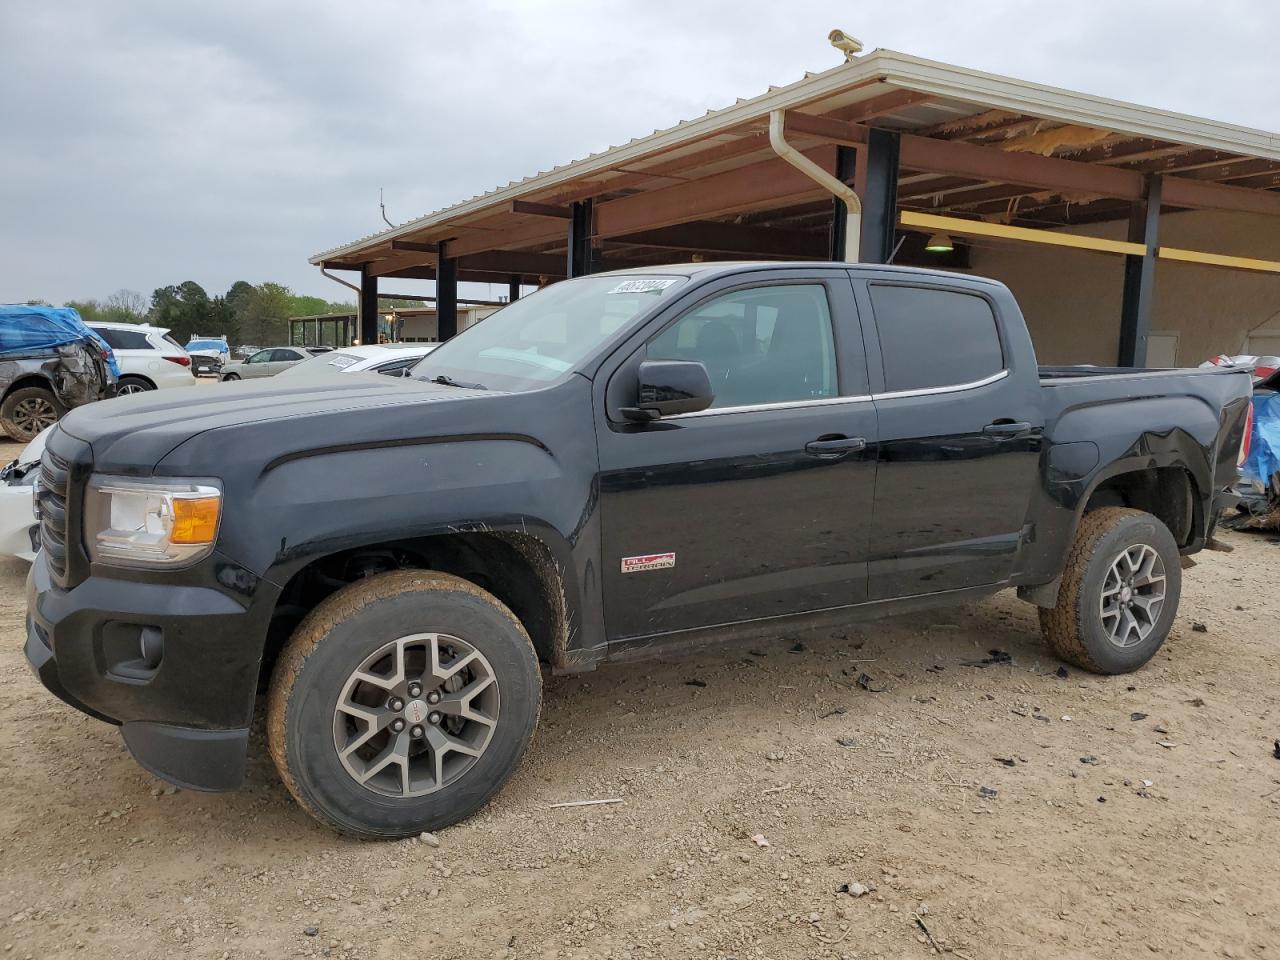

left=595, top=270, right=879, bottom=641
left=856, top=276, right=1042, bottom=600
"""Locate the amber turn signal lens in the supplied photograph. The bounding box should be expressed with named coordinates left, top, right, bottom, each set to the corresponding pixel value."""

left=171, top=496, right=221, bottom=544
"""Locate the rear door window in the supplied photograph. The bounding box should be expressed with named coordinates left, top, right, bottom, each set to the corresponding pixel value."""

left=868, top=285, right=1004, bottom=393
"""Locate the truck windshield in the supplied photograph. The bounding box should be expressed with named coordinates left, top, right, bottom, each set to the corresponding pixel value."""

left=411, top=275, right=686, bottom=391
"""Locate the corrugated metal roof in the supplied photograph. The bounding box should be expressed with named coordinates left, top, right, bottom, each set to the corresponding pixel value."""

left=311, top=49, right=1280, bottom=264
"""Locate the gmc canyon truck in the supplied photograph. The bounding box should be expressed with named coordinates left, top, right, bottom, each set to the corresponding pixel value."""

left=26, top=262, right=1252, bottom=839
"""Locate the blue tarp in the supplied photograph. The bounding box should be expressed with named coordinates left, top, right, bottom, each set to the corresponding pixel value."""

left=0, top=305, right=120, bottom=377
left=1242, top=392, right=1280, bottom=487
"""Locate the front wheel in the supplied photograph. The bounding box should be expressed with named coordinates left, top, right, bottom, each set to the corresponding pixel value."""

left=1039, top=507, right=1182, bottom=674
left=267, top=570, right=542, bottom=839
left=221, top=373, right=240, bottom=381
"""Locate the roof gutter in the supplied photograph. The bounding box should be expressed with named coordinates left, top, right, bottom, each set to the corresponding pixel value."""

left=768, top=109, right=860, bottom=261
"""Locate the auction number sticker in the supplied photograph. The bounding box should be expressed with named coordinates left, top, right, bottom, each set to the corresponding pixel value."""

left=621, top=552, right=676, bottom=573
left=608, top=278, right=679, bottom=294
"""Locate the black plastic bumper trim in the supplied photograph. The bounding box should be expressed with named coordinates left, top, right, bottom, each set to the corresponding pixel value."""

left=121, top=721, right=249, bottom=793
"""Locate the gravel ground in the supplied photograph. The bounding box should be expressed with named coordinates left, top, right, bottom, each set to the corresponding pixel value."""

left=0, top=445, right=1277, bottom=958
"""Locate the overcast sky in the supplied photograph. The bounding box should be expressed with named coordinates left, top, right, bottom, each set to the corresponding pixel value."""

left=2, top=0, right=1275, bottom=307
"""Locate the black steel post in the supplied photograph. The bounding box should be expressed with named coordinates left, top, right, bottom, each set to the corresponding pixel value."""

left=508, top=275, right=522, bottom=302
left=568, top=200, right=593, bottom=278
left=859, top=129, right=901, bottom=263
left=437, top=242, right=458, bottom=341
left=828, top=145, right=858, bottom=261
left=358, top=265, right=378, bottom=345
left=1118, top=174, right=1163, bottom=367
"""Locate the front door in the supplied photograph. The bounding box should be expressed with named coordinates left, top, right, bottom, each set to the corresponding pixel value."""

left=859, top=279, right=1042, bottom=600
left=596, top=274, right=878, bottom=642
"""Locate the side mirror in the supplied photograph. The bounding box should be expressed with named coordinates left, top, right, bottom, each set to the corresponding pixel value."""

left=622, top=359, right=714, bottom=422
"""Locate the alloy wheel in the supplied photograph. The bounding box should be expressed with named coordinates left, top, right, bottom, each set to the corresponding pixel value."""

left=11, top=396, right=57, bottom=438
left=1099, top=543, right=1166, bottom=648
left=332, top=633, right=499, bottom=798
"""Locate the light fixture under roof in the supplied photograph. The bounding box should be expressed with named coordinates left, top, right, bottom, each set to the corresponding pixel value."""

left=925, top=232, right=954, bottom=253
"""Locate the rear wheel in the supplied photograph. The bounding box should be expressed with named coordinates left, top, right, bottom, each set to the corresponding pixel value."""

left=267, top=570, right=542, bottom=839
left=116, top=376, right=155, bottom=395
left=1, top=386, right=63, bottom=441
left=1039, top=507, right=1181, bottom=674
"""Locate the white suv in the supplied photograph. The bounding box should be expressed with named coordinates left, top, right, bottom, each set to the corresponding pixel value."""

left=89, top=322, right=198, bottom=394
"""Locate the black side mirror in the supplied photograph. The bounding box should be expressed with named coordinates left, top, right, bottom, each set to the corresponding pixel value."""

left=621, top=359, right=715, bottom=422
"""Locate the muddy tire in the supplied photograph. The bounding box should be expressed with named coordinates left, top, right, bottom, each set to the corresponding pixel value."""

left=267, top=570, right=541, bottom=839
left=1, top=386, right=64, bottom=442
left=1039, top=507, right=1181, bottom=674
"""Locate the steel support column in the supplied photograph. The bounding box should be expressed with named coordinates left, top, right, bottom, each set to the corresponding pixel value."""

left=508, top=275, right=522, bottom=302
left=437, top=242, right=458, bottom=341
left=568, top=200, right=593, bottom=278
left=1118, top=175, right=1163, bottom=367
left=858, top=129, right=900, bottom=264
left=828, top=145, right=858, bottom=261
left=358, top=266, right=378, bottom=345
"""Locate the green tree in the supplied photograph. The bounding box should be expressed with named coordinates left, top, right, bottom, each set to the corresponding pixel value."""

left=233, top=282, right=292, bottom=346
left=64, top=299, right=105, bottom=323
left=147, top=281, right=211, bottom=343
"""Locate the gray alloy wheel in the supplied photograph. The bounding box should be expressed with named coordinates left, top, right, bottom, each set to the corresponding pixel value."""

left=1098, top=543, right=1166, bottom=648
left=333, top=632, right=499, bottom=798
left=7, top=392, right=59, bottom=439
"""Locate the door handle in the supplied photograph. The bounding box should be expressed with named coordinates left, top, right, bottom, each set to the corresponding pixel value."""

left=982, top=420, right=1033, bottom=438
left=805, top=435, right=867, bottom=457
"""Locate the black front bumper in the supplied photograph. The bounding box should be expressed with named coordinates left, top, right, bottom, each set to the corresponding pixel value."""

left=25, top=552, right=267, bottom=791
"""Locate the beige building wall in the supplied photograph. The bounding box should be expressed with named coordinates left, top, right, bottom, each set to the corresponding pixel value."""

left=962, top=209, right=1280, bottom=367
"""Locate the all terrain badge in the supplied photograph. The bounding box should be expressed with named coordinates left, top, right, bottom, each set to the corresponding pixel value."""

left=621, top=552, right=676, bottom=573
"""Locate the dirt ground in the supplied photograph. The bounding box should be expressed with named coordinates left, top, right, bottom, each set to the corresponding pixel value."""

left=1, top=436, right=1277, bottom=959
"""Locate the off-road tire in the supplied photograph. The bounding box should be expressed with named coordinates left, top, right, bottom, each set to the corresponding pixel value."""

left=1039, top=507, right=1182, bottom=674
left=1, top=386, right=64, bottom=441
left=267, top=570, right=541, bottom=839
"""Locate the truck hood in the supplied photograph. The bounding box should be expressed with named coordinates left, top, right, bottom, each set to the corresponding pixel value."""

left=57, top=373, right=492, bottom=473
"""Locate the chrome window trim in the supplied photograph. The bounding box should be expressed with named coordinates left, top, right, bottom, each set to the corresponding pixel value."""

left=872, top=369, right=1008, bottom=401
left=668, top=393, right=873, bottom=419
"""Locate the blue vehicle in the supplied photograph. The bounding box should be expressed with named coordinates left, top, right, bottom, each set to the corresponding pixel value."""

left=0, top=305, right=118, bottom=441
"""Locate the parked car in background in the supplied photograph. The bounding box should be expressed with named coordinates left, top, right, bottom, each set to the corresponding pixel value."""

left=0, top=424, right=52, bottom=561
left=220, top=346, right=331, bottom=380
left=0, top=305, right=117, bottom=441
left=276, top=342, right=439, bottom=379
left=185, top=335, right=231, bottom=377
left=89, top=322, right=196, bottom=394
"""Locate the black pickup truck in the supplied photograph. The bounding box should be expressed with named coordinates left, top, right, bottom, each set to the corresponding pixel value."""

left=25, top=262, right=1252, bottom=838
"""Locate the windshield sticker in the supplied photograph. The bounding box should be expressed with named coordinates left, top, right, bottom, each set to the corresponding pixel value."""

left=327, top=355, right=360, bottom=369
left=608, top=278, right=678, bottom=295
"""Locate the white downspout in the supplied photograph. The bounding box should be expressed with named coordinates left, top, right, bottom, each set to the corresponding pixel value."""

left=768, top=109, right=861, bottom=262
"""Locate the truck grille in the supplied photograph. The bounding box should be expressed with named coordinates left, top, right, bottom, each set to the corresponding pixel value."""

left=38, top=449, right=71, bottom=582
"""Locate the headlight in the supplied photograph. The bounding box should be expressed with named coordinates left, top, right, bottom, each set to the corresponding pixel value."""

left=84, top=475, right=222, bottom=566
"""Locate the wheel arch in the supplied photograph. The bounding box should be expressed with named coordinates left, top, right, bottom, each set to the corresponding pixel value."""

left=117, top=373, right=157, bottom=390
left=1, top=373, right=58, bottom=404
left=259, top=529, right=577, bottom=692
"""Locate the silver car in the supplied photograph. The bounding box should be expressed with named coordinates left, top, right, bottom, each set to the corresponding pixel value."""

left=220, top=346, right=313, bottom=381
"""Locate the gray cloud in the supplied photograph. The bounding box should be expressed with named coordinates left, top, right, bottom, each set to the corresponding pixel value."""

left=1, top=0, right=1275, bottom=306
